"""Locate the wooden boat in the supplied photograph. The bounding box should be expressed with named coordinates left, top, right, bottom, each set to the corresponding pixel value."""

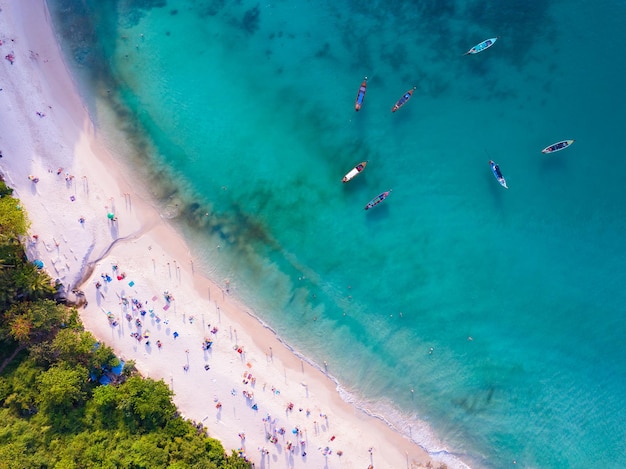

left=464, top=37, right=498, bottom=55
left=391, top=87, right=417, bottom=112
left=489, top=160, right=508, bottom=189
left=542, top=139, right=575, bottom=154
left=364, top=190, right=391, bottom=210
left=354, top=77, right=368, bottom=111
left=342, top=161, right=367, bottom=183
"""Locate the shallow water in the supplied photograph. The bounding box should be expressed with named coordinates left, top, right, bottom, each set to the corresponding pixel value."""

left=48, top=0, right=626, bottom=466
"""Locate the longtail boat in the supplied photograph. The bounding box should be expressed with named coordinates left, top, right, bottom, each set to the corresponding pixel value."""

left=489, top=160, right=508, bottom=189
left=391, top=87, right=417, bottom=113
left=364, top=190, right=391, bottom=210
left=342, top=161, right=367, bottom=183
left=354, top=77, right=368, bottom=111
left=464, top=37, right=499, bottom=55
left=542, top=139, right=575, bottom=154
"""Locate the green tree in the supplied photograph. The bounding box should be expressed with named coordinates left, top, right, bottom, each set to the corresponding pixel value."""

left=12, top=263, right=55, bottom=303
left=50, top=328, right=95, bottom=366
left=8, top=315, right=31, bottom=343
left=0, top=269, right=18, bottom=312
left=121, top=359, right=137, bottom=377
left=86, top=384, right=119, bottom=429
left=0, top=190, right=29, bottom=242
left=6, top=300, right=67, bottom=345
left=90, top=341, right=119, bottom=378
left=224, top=450, right=254, bottom=469
left=117, top=376, right=175, bottom=432
left=36, top=364, right=88, bottom=415
left=2, top=358, right=42, bottom=416
left=0, top=180, right=13, bottom=197
left=0, top=180, right=38, bottom=313
left=0, top=180, right=54, bottom=312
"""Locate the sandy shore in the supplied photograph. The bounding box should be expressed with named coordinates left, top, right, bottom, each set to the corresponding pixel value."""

left=0, top=1, right=461, bottom=467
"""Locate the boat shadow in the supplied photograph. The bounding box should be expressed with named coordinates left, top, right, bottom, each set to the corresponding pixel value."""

left=341, top=176, right=368, bottom=194
left=364, top=204, right=391, bottom=222
left=540, top=153, right=568, bottom=172
left=486, top=175, right=507, bottom=214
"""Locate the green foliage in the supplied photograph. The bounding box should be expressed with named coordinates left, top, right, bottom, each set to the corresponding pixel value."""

left=12, top=263, right=56, bottom=303
left=0, top=361, right=252, bottom=466
left=64, top=307, right=84, bottom=330
left=224, top=450, right=256, bottom=469
left=1, top=358, right=43, bottom=415
left=50, top=329, right=95, bottom=366
left=27, top=313, right=114, bottom=371
left=121, top=358, right=137, bottom=377
left=0, top=180, right=55, bottom=312
left=86, top=385, right=118, bottom=429
left=0, top=179, right=13, bottom=197
left=0, top=269, right=19, bottom=312
left=8, top=315, right=31, bottom=343
left=0, top=189, right=53, bottom=321
left=0, top=187, right=29, bottom=242
left=36, top=364, right=88, bottom=414
left=5, top=300, right=67, bottom=345
left=116, top=376, right=176, bottom=432
left=90, top=341, right=119, bottom=377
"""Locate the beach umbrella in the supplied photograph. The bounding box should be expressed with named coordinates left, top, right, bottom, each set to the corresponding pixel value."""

left=107, top=212, right=115, bottom=220
left=33, top=259, right=44, bottom=269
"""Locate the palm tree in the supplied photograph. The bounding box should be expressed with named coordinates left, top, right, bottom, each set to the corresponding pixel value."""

left=13, top=263, right=55, bottom=303
left=0, top=270, right=18, bottom=312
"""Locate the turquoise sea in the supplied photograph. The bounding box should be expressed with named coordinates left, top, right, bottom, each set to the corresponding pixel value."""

left=48, top=0, right=626, bottom=467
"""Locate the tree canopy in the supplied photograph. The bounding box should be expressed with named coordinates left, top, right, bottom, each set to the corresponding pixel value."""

left=0, top=179, right=54, bottom=312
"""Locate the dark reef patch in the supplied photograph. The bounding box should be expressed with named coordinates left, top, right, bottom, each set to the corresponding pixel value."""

left=314, top=42, right=331, bottom=59
left=241, top=4, right=261, bottom=35
left=380, top=43, right=409, bottom=73
left=196, top=0, right=226, bottom=18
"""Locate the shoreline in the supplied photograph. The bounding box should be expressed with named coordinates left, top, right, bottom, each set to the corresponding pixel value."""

left=0, top=1, right=465, bottom=468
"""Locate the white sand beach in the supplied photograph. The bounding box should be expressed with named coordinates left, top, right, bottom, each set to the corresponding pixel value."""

left=0, top=1, right=454, bottom=467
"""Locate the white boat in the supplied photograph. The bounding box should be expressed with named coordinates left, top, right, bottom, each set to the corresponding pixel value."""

left=542, top=139, right=574, bottom=154
left=342, top=161, right=367, bottom=183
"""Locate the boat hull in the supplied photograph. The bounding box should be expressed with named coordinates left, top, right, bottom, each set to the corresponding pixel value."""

left=465, top=37, right=498, bottom=55
left=391, top=87, right=416, bottom=113
left=489, top=160, right=508, bottom=189
left=542, top=139, right=575, bottom=153
left=364, top=190, right=391, bottom=210
left=342, top=161, right=367, bottom=183
left=354, top=77, right=367, bottom=111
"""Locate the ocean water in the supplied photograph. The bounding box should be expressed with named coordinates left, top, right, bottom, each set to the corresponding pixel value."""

left=47, top=0, right=626, bottom=467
